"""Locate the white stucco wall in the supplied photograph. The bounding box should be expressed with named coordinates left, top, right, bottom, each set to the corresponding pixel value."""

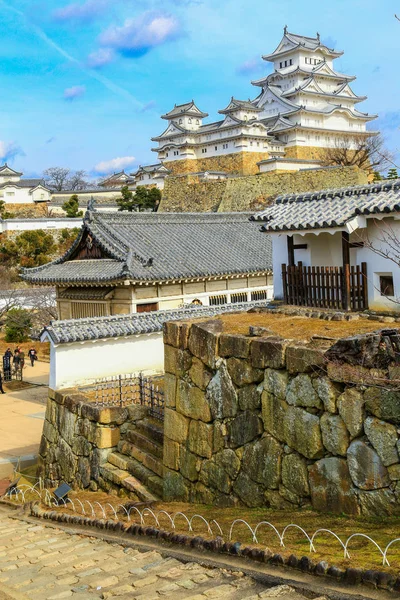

left=0, top=218, right=82, bottom=233
left=47, top=332, right=164, bottom=390
left=271, top=217, right=400, bottom=311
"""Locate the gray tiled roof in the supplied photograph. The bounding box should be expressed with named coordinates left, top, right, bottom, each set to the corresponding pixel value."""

left=252, top=180, right=400, bottom=232
left=23, top=211, right=273, bottom=284
left=41, top=301, right=268, bottom=344
left=58, top=287, right=115, bottom=300
left=0, top=178, right=48, bottom=189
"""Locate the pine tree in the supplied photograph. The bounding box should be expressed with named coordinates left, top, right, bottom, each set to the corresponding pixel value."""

left=387, top=168, right=399, bottom=179
left=62, top=194, right=83, bottom=217
left=373, top=171, right=382, bottom=181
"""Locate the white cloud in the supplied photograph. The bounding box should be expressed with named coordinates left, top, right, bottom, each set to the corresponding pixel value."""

left=87, top=47, right=115, bottom=68
left=53, top=0, right=108, bottom=23
left=99, top=11, right=181, bottom=56
left=94, top=156, right=136, bottom=174
left=0, top=141, right=25, bottom=163
left=64, top=85, right=86, bottom=100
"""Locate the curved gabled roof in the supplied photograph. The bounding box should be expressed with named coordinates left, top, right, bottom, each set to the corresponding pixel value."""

left=22, top=210, right=273, bottom=285
left=161, top=101, right=208, bottom=120
left=252, top=180, right=400, bottom=232
left=262, top=30, right=343, bottom=62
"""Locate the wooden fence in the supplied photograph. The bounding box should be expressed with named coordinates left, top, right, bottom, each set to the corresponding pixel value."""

left=282, top=262, right=368, bottom=311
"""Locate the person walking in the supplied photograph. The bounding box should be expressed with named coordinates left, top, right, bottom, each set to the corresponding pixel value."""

left=4, top=348, right=12, bottom=360
left=0, top=372, right=5, bottom=394
left=13, top=349, right=20, bottom=374
left=28, top=348, right=37, bottom=367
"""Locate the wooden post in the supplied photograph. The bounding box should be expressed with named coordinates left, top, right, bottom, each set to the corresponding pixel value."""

left=361, top=262, right=368, bottom=309
left=341, top=232, right=350, bottom=311
left=287, top=235, right=295, bottom=267
left=282, top=264, right=288, bottom=304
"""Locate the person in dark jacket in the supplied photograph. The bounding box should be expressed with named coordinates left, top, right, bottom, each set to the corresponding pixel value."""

left=28, top=348, right=37, bottom=367
left=0, top=372, right=5, bottom=394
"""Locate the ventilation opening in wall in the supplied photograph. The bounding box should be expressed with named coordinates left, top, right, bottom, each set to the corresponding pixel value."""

left=251, top=290, right=268, bottom=301
left=71, top=302, right=107, bottom=319
left=209, top=294, right=228, bottom=306
left=231, top=292, right=248, bottom=303
left=379, top=274, right=394, bottom=297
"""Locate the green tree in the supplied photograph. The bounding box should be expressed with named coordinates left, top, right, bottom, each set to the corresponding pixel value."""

left=5, top=308, right=32, bottom=342
left=373, top=171, right=382, bottom=181
left=116, top=185, right=161, bottom=212
left=387, top=168, right=399, bottom=179
left=62, top=194, right=83, bottom=218
left=0, top=230, right=56, bottom=268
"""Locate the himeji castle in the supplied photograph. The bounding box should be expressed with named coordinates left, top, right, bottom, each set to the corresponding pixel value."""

left=151, top=28, right=377, bottom=176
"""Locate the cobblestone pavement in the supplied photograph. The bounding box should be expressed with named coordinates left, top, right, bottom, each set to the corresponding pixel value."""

left=0, top=512, right=328, bottom=600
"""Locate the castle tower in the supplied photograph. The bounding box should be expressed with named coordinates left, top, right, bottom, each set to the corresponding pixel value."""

left=251, top=28, right=377, bottom=159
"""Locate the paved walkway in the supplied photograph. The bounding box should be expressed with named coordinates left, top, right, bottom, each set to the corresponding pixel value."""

left=0, top=510, right=324, bottom=600
left=0, top=363, right=49, bottom=478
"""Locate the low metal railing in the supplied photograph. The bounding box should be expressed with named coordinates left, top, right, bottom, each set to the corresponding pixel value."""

left=92, top=372, right=164, bottom=420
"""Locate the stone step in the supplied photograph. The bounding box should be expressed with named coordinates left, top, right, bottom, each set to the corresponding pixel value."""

left=133, top=418, right=164, bottom=446
left=108, top=452, right=163, bottom=498
left=99, top=461, right=159, bottom=503
left=118, top=440, right=164, bottom=478
left=125, top=429, right=163, bottom=460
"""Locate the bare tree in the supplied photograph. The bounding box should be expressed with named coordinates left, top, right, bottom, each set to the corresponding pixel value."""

left=320, top=133, right=396, bottom=173
left=68, top=170, right=89, bottom=191
left=44, top=167, right=71, bottom=191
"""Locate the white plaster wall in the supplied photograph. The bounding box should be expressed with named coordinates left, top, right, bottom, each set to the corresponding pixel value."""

left=0, top=187, right=34, bottom=204
left=0, top=218, right=82, bottom=233
left=49, top=332, right=164, bottom=390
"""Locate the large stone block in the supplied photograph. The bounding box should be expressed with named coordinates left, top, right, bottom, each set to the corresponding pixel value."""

left=90, top=448, right=113, bottom=481
left=263, top=369, right=288, bottom=400
left=190, top=482, right=214, bottom=505
left=320, top=413, right=349, bottom=457
left=327, top=362, right=387, bottom=386
left=188, top=320, right=223, bottom=369
left=281, top=453, right=309, bottom=497
left=58, top=438, right=77, bottom=483
left=261, top=392, right=287, bottom=443
left=226, top=357, right=263, bottom=387
left=164, top=345, right=192, bottom=377
left=95, top=426, right=120, bottom=449
left=180, top=447, right=201, bottom=482
left=77, top=456, right=91, bottom=488
left=232, top=472, right=265, bottom=507
left=242, top=435, right=282, bottom=489
left=228, top=411, right=263, bottom=448
left=58, top=407, right=77, bottom=447
left=163, top=320, right=190, bottom=348
left=364, top=417, right=399, bottom=467
left=206, top=362, right=238, bottom=419
left=189, top=357, right=213, bottom=391
left=188, top=420, right=213, bottom=458
left=250, top=337, right=289, bottom=369
left=76, top=418, right=96, bottom=444
left=286, top=374, right=322, bottom=409
left=199, top=460, right=231, bottom=495
left=213, top=420, right=226, bottom=453
left=309, top=457, right=359, bottom=515
left=214, top=449, right=241, bottom=479
left=43, top=420, right=57, bottom=444
left=71, top=436, right=91, bottom=457
left=337, top=388, right=365, bottom=438
left=358, top=489, right=400, bottom=516
left=286, top=344, right=325, bottom=374
left=313, top=376, right=341, bottom=413
left=364, top=387, right=400, bottom=424
left=284, top=406, right=324, bottom=460
left=347, top=440, right=390, bottom=490
left=219, top=333, right=251, bottom=358
left=237, top=384, right=261, bottom=411
left=176, top=380, right=212, bottom=422
left=163, top=469, right=190, bottom=502
left=164, top=373, right=177, bottom=408
left=163, top=437, right=181, bottom=471
left=164, top=408, right=189, bottom=444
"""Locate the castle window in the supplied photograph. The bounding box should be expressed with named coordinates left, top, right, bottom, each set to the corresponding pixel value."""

left=250, top=141, right=253, bottom=146
left=289, top=59, right=293, bottom=66
left=179, top=119, right=182, bottom=124
left=279, top=62, right=283, bottom=68
left=166, top=152, right=169, bottom=157
left=215, top=146, right=218, bottom=151
left=380, top=274, right=394, bottom=297
left=188, top=118, right=192, bottom=124
left=196, top=119, right=200, bottom=124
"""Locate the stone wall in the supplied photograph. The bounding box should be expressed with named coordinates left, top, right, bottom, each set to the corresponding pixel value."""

left=2, top=204, right=48, bottom=218
left=163, top=151, right=270, bottom=176
left=37, top=388, right=129, bottom=490
left=163, top=316, right=400, bottom=516
left=159, top=166, right=368, bottom=213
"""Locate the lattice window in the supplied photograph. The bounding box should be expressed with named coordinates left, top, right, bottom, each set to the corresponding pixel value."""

left=251, top=290, right=268, bottom=301
left=209, top=294, right=228, bottom=306
left=71, top=302, right=107, bottom=319
left=231, top=292, right=248, bottom=304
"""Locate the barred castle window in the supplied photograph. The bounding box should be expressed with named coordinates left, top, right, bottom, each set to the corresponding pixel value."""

left=231, top=292, right=247, bottom=303
left=251, top=290, right=268, bottom=301
left=209, top=294, right=227, bottom=306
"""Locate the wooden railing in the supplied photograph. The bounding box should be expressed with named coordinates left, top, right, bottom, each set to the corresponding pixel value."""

left=282, top=262, right=368, bottom=311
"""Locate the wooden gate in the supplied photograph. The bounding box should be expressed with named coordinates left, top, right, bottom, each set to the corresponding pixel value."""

left=281, top=262, right=368, bottom=311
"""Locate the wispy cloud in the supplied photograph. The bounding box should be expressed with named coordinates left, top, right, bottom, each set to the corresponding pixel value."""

left=46, top=137, right=56, bottom=144
left=94, top=156, right=136, bottom=174
left=99, top=11, right=181, bottom=57
left=53, top=0, right=108, bottom=23
left=0, top=141, right=25, bottom=163
left=0, top=1, right=144, bottom=110
left=140, top=100, right=156, bottom=113
left=87, top=47, right=115, bottom=68
left=236, top=56, right=264, bottom=76
left=64, top=85, right=86, bottom=101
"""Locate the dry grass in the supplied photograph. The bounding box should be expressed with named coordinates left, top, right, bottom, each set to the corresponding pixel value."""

left=21, top=487, right=400, bottom=574
left=218, top=312, right=398, bottom=340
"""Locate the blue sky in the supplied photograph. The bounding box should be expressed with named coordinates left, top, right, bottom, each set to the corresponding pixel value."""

left=0, top=0, right=399, bottom=178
